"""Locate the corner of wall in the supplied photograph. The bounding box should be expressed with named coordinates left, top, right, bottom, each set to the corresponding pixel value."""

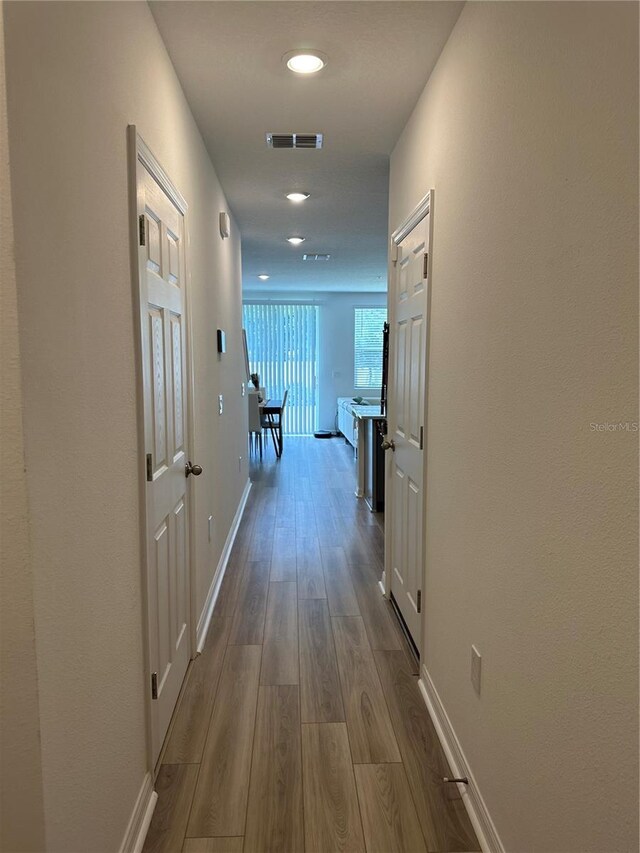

left=0, top=4, right=46, bottom=847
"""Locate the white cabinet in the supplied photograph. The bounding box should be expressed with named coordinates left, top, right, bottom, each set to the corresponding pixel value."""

left=337, top=398, right=357, bottom=448
left=336, top=397, right=381, bottom=450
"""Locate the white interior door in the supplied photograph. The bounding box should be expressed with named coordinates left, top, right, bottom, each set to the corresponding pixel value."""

left=386, top=195, right=432, bottom=652
left=135, top=140, right=193, bottom=766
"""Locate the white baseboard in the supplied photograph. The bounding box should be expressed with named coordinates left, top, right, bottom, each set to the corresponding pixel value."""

left=119, top=772, right=158, bottom=853
left=418, top=666, right=504, bottom=853
left=196, top=479, right=252, bottom=652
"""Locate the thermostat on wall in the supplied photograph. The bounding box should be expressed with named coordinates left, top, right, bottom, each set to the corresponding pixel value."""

left=219, top=211, right=230, bottom=239
left=217, top=329, right=226, bottom=353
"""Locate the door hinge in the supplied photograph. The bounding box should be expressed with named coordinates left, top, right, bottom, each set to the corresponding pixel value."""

left=417, top=590, right=422, bottom=613
left=139, top=214, right=146, bottom=247
left=419, top=425, right=424, bottom=450
left=146, top=453, right=153, bottom=482
left=391, top=242, right=398, bottom=264
left=151, top=671, right=158, bottom=700
left=423, top=252, right=429, bottom=279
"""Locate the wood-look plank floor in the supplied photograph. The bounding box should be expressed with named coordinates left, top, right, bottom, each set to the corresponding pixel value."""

left=331, top=615, right=401, bottom=764
left=144, top=764, right=199, bottom=853
left=143, top=437, right=480, bottom=853
left=374, top=650, right=479, bottom=852
left=183, top=839, right=244, bottom=853
left=244, top=685, right=303, bottom=852
left=299, top=598, right=345, bottom=723
left=321, top=546, right=361, bottom=617
left=302, top=722, right=365, bottom=852
left=260, top=581, right=299, bottom=686
left=187, top=645, right=261, bottom=838
left=355, top=763, right=427, bottom=853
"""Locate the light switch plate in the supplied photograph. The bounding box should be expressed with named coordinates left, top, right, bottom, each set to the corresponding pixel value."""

left=218, top=394, right=223, bottom=415
left=208, top=515, right=213, bottom=542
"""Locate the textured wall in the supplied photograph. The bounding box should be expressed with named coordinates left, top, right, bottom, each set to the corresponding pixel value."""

left=390, top=2, right=638, bottom=850
left=0, top=5, right=46, bottom=849
left=316, top=292, right=387, bottom=430
left=3, top=1, right=247, bottom=849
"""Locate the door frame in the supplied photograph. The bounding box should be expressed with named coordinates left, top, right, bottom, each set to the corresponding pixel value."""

left=127, top=126, right=198, bottom=773
left=382, top=189, right=434, bottom=661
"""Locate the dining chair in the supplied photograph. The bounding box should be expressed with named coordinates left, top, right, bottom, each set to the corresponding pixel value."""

left=261, top=388, right=288, bottom=457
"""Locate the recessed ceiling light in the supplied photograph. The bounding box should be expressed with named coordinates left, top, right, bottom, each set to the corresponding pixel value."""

left=285, top=51, right=326, bottom=75
left=286, top=192, right=310, bottom=203
left=287, top=236, right=305, bottom=245
left=258, top=274, right=270, bottom=281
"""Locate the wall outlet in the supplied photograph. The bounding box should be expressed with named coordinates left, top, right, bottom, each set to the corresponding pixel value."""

left=208, top=515, right=213, bottom=542
left=218, top=394, right=224, bottom=415
left=471, top=645, right=482, bottom=695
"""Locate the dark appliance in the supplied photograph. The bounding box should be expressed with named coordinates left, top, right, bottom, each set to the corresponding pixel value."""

left=364, top=417, right=386, bottom=512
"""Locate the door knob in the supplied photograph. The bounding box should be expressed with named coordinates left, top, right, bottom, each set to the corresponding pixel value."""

left=381, top=438, right=395, bottom=451
left=185, top=461, right=203, bottom=477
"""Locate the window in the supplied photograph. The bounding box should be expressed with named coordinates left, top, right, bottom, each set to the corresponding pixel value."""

left=243, top=302, right=318, bottom=435
left=354, top=307, right=387, bottom=389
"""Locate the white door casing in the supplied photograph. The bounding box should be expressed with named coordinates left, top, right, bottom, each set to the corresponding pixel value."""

left=385, top=191, right=433, bottom=654
left=130, top=129, right=194, bottom=768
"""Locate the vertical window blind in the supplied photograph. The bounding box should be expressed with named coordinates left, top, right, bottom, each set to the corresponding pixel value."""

left=243, top=303, right=318, bottom=435
left=354, top=307, right=387, bottom=389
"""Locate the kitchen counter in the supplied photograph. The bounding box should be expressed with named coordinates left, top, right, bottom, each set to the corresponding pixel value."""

left=353, top=409, right=386, bottom=504
left=351, top=404, right=384, bottom=420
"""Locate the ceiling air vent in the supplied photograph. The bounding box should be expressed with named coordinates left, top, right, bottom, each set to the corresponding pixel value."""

left=302, top=253, right=331, bottom=261
left=266, top=133, right=324, bottom=149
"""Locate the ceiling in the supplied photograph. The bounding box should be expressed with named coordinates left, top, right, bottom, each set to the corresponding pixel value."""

left=149, top=1, right=463, bottom=293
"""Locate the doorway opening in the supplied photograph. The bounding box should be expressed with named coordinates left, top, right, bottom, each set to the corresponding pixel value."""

left=243, top=302, right=319, bottom=435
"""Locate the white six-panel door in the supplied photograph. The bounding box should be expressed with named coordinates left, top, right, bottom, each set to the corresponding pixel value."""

left=136, top=146, right=191, bottom=766
left=387, top=197, right=432, bottom=652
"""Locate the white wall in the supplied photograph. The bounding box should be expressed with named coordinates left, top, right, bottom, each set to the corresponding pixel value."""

left=3, top=2, right=247, bottom=849
left=243, top=291, right=387, bottom=431
left=0, top=5, right=46, bottom=848
left=390, top=2, right=638, bottom=851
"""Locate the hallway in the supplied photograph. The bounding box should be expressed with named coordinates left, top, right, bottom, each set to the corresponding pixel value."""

left=143, top=438, right=479, bottom=853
